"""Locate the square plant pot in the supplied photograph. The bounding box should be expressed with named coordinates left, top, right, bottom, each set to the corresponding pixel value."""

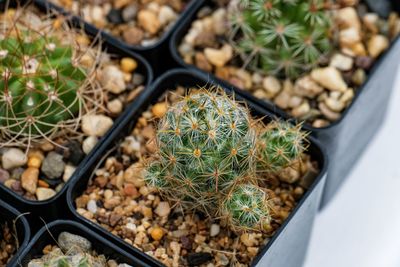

left=0, top=2, right=153, bottom=231
left=0, top=199, right=30, bottom=267
left=34, top=0, right=204, bottom=75
left=169, top=0, right=400, bottom=208
left=17, top=220, right=155, bottom=267
left=66, top=69, right=328, bottom=267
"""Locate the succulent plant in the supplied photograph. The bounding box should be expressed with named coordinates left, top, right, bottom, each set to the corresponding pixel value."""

left=258, top=121, right=307, bottom=172
left=229, top=0, right=333, bottom=78
left=0, top=28, right=86, bottom=140
left=145, top=88, right=307, bottom=231
left=224, top=184, right=270, bottom=231
left=145, top=89, right=259, bottom=215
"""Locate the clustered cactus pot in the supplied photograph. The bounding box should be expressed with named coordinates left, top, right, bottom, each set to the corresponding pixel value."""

left=170, top=0, right=400, bottom=207
left=67, top=69, right=328, bottom=267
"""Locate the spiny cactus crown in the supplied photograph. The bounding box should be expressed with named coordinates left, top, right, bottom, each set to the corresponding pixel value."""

left=146, top=89, right=307, bottom=232
left=258, top=121, right=307, bottom=171
left=0, top=20, right=87, bottom=143
left=230, top=0, right=332, bottom=78
left=146, top=90, right=258, bottom=214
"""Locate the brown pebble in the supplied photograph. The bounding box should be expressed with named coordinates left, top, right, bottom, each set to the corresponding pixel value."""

left=151, top=227, right=164, bottom=241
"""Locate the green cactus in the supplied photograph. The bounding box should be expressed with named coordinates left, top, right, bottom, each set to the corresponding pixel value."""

left=230, top=0, right=332, bottom=78
left=224, top=184, right=270, bottom=231
left=146, top=89, right=258, bottom=215
left=0, top=26, right=87, bottom=141
left=258, top=121, right=307, bottom=172
left=145, top=88, right=308, bottom=231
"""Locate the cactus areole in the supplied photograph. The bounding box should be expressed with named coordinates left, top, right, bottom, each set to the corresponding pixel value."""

left=0, top=30, right=86, bottom=138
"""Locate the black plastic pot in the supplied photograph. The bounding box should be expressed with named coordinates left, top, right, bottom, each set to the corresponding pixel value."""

left=33, top=0, right=203, bottom=75
left=0, top=199, right=30, bottom=267
left=66, top=69, right=328, bottom=267
left=169, top=0, right=400, bottom=209
left=17, top=220, right=154, bottom=267
left=0, top=2, right=153, bottom=232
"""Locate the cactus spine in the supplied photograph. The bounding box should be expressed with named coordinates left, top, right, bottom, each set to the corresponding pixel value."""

left=230, top=0, right=333, bottom=78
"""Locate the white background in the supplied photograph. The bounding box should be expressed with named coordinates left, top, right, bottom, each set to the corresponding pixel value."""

left=304, top=70, right=400, bottom=266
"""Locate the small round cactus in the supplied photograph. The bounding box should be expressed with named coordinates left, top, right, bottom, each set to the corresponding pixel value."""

left=145, top=89, right=258, bottom=215
left=0, top=30, right=86, bottom=139
left=224, top=184, right=270, bottom=231
left=258, top=121, right=307, bottom=171
left=230, top=0, right=333, bottom=78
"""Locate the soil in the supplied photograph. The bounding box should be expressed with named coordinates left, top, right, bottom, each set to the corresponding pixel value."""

left=0, top=222, right=17, bottom=266
left=75, top=86, right=320, bottom=267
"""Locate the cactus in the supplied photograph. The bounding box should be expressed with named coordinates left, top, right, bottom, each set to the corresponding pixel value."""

left=146, top=89, right=258, bottom=215
left=224, top=184, right=270, bottom=231
left=145, top=88, right=308, bottom=231
left=27, top=249, right=106, bottom=267
left=229, top=0, right=333, bottom=78
left=257, top=121, right=307, bottom=172
left=0, top=28, right=86, bottom=139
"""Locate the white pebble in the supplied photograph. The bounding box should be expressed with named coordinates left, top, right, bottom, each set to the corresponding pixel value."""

left=82, top=136, right=98, bottom=154
left=63, top=165, right=76, bottom=183
left=210, top=224, right=220, bottom=237
left=82, top=115, right=113, bottom=137
left=2, top=148, right=27, bottom=170
left=100, top=65, right=126, bottom=94
left=87, top=199, right=97, bottom=214
left=311, top=67, right=348, bottom=92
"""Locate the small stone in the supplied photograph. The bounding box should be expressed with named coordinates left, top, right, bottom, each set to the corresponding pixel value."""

left=311, top=67, right=347, bottom=92
left=0, top=168, right=10, bottom=183
left=107, top=99, right=123, bottom=114
left=367, top=35, right=389, bottom=58
left=187, top=253, right=213, bottom=266
left=141, top=206, right=153, bottom=218
left=240, top=233, right=258, bottom=247
left=122, top=4, right=138, bottom=22
left=339, top=27, right=361, bottom=47
left=21, top=167, right=39, bottom=194
left=204, top=44, right=233, bottom=67
left=36, top=187, right=56, bottom=201
left=210, top=224, right=220, bottom=237
left=151, top=227, right=164, bottom=241
left=325, top=97, right=346, bottom=112
left=63, top=165, right=76, bottom=183
left=319, top=102, right=341, bottom=121
left=41, top=152, right=65, bottom=179
left=123, top=27, right=144, bottom=45
left=262, top=76, right=281, bottom=96
left=329, top=53, right=354, bottom=71
left=363, top=13, right=379, bottom=33
left=274, top=90, right=291, bottom=109
left=101, top=65, right=126, bottom=94
left=195, top=52, right=212, bottom=72
left=123, top=183, right=138, bottom=197
left=87, top=199, right=97, bottom=214
left=279, top=166, right=301, bottom=184
left=2, top=148, right=27, bottom=170
left=352, top=69, right=366, bottom=86
left=58, top=232, right=92, bottom=254
left=212, top=8, right=227, bottom=35
left=27, top=155, right=42, bottom=168
left=294, top=76, right=324, bottom=98
left=120, top=57, right=138, bottom=73
left=355, top=56, right=374, bottom=70
left=82, top=115, right=113, bottom=137
left=336, top=7, right=361, bottom=30
left=138, top=10, right=161, bottom=35
left=66, top=141, right=85, bottom=166
left=107, top=9, right=123, bottom=24
left=152, top=103, right=167, bottom=118
left=158, top=5, right=177, bottom=26
left=82, top=136, right=98, bottom=154
left=154, top=201, right=170, bottom=217
left=292, top=101, right=310, bottom=118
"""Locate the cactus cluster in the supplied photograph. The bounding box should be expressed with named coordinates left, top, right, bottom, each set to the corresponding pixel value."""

left=0, top=9, right=99, bottom=147
left=145, top=89, right=307, bottom=232
left=229, top=0, right=333, bottom=78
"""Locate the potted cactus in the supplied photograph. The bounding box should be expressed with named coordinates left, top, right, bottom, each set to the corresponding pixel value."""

left=18, top=220, right=153, bottom=267
left=0, top=199, right=30, bottom=267
left=170, top=0, right=400, bottom=207
left=35, top=0, right=203, bottom=74
left=0, top=3, right=152, bottom=225
left=67, top=69, right=328, bottom=267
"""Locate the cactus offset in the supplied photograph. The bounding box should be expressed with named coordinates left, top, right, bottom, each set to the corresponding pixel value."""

left=258, top=121, right=307, bottom=172
left=230, top=0, right=332, bottom=78
left=224, top=184, right=270, bottom=231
